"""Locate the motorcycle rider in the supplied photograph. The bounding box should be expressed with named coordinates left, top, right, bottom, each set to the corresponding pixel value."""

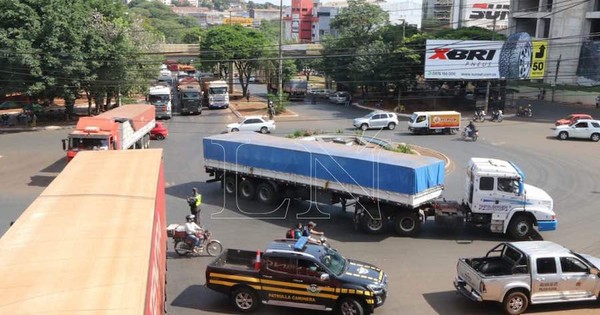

left=184, top=214, right=204, bottom=253
left=466, top=121, right=477, bottom=138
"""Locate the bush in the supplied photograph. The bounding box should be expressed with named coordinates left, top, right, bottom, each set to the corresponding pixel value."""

left=286, top=129, right=324, bottom=138
left=386, top=143, right=413, bottom=154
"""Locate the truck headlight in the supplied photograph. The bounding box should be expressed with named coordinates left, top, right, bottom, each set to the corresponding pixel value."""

left=367, top=284, right=384, bottom=295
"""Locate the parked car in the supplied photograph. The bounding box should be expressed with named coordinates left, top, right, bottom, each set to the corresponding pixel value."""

left=150, top=122, right=168, bottom=140
left=553, top=119, right=600, bottom=141
left=311, top=88, right=333, bottom=99
left=329, top=91, right=350, bottom=104
left=353, top=110, right=399, bottom=131
left=225, top=116, right=276, bottom=134
left=555, top=113, right=593, bottom=126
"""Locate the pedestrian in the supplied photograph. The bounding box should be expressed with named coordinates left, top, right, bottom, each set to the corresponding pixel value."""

left=187, top=187, right=202, bottom=224
left=246, top=90, right=250, bottom=102
left=541, top=88, right=546, bottom=100
left=596, top=95, right=600, bottom=109
left=31, top=112, right=37, bottom=128
left=267, top=100, right=275, bottom=120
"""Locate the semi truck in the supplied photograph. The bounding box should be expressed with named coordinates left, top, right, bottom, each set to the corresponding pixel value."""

left=62, top=104, right=155, bottom=162
left=408, top=111, right=461, bottom=134
left=177, top=77, right=202, bottom=115
left=203, top=133, right=557, bottom=239
left=148, top=85, right=172, bottom=119
left=284, top=79, right=308, bottom=101
left=201, top=78, right=229, bottom=109
left=0, top=149, right=167, bottom=314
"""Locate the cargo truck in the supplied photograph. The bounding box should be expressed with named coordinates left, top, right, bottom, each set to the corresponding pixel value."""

left=0, top=149, right=167, bottom=314
left=62, top=104, right=155, bottom=162
left=148, top=85, right=172, bottom=119
left=201, top=78, right=229, bottom=109
left=408, top=111, right=461, bottom=134
left=284, top=79, right=308, bottom=101
left=177, top=77, right=202, bottom=115
left=203, top=133, right=557, bottom=239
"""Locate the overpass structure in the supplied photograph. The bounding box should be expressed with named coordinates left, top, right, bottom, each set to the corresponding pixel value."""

left=155, top=43, right=323, bottom=59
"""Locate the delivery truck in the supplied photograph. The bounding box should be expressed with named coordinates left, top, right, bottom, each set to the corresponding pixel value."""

left=201, top=78, right=229, bottom=109
left=61, top=104, right=155, bottom=162
left=177, top=77, right=202, bottom=115
left=408, top=111, right=461, bottom=134
left=203, top=133, right=557, bottom=239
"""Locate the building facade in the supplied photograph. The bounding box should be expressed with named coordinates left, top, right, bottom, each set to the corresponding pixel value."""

left=509, top=0, right=600, bottom=85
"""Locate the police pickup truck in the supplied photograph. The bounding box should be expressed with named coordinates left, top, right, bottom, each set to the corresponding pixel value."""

left=454, top=241, right=600, bottom=314
left=205, top=237, right=388, bottom=315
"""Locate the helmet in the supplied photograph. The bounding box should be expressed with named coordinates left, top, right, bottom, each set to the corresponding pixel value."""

left=186, top=214, right=195, bottom=222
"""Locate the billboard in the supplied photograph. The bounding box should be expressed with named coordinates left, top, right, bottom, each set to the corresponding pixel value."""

left=425, top=33, right=548, bottom=80
left=462, top=0, right=510, bottom=30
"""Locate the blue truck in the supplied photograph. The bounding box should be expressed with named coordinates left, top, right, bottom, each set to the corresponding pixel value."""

left=203, top=133, right=557, bottom=239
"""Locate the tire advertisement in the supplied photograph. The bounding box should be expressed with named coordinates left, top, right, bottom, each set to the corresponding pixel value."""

left=425, top=33, right=548, bottom=80
left=462, top=0, right=510, bottom=31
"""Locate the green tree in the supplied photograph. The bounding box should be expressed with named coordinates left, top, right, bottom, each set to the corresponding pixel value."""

left=200, top=25, right=269, bottom=96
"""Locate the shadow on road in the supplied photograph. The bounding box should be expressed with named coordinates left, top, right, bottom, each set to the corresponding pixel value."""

left=40, top=157, right=67, bottom=173
left=28, top=175, right=56, bottom=187
left=170, top=285, right=235, bottom=314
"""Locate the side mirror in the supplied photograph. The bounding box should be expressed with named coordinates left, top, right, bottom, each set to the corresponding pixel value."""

left=320, top=273, right=330, bottom=282
left=590, top=268, right=599, bottom=275
left=61, top=139, right=67, bottom=151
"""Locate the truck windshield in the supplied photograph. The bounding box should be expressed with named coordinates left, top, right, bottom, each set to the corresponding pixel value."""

left=70, top=137, right=109, bottom=150
left=149, top=95, right=169, bottom=105
left=209, top=87, right=227, bottom=94
left=319, top=248, right=346, bottom=276
left=409, top=113, right=417, bottom=123
left=183, top=92, right=199, bottom=99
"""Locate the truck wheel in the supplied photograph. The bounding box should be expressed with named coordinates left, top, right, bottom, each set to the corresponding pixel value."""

left=337, top=297, right=364, bottom=315
left=591, top=133, right=600, bottom=142
left=260, top=127, right=268, bottom=134
left=224, top=176, right=237, bottom=195
left=360, top=124, right=368, bottom=131
left=256, top=182, right=276, bottom=204
left=206, top=240, right=223, bottom=257
left=558, top=131, right=568, bottom=140
left=232, top=287, right=260, bottom=313
left=508, top=215, right=532, bottom=240
left=503, top=290, right=529, bottom=315
left=239, top=179, right=256, bottom=200
left=387, top=122, right=396, bottom=130
left=393, top=212, right=421, bottom=237
left=359, top=214, right=385, bottom=234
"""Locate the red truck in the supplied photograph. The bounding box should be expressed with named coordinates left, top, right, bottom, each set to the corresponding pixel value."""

left=61, top=104, right=156, bottom=161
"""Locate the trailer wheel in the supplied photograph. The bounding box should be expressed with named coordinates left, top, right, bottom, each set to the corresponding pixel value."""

left=239, top=179, right=256, bottom=200
left=231, top=286, right=260, bottom=313
left=502, top=290, right=529, bottom=315
left=393, top=211, right=421, bottom=237
left=359, top=214, right=385, bottom=234
left=224, top=176, right=237, bottom=195
left=508, top=215, right=532, bottom=240
left=256, top=182, right=276, bottom=204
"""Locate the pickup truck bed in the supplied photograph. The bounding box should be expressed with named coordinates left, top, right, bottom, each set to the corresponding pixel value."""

left=210, top=249, right=258, bottom=271
left=463, top=257, right=523, bottom=276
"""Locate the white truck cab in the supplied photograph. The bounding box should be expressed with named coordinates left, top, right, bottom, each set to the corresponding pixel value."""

left=466, top=158, right=556, bottom=238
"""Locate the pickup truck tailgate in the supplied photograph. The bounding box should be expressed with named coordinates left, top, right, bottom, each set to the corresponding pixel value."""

left=454, top=258, right=484, bottom=302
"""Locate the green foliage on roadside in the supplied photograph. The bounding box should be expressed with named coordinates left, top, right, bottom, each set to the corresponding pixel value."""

left=386, top=143, right=413, bottom=154
left=128, top=0, right=200, bottom=43
left=286, top=129, right=325, bottom=138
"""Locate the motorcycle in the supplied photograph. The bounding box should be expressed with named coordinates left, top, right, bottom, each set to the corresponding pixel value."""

left=516, top=106, right=533, bottom=118
left=490, top=110, right=503, bottom=122
left=461, top=127, right=479, bottom=141
left=167, top=224, right=223, bottom=257
left=473, top=109, right=485, bottom=122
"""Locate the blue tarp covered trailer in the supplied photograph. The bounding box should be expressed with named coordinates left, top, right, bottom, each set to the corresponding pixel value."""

left=203, top=132, right=445, bottom=208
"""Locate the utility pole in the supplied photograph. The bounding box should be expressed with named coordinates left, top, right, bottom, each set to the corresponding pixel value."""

left=484, top=17, right=497, bottom=113
left=277, top=0, right=284, bottom=107
left=551, top=54, right=561, bottom=102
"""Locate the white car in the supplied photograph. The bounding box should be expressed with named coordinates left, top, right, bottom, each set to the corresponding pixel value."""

left=353, top=111, right=399, bottom=131
left=226, top=116, right=276, bottom=134
left=554, top=119, right=600, bottom=141
left=329, top=91, right=350, bottom=104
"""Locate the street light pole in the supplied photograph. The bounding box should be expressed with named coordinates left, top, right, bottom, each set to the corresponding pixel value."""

left=277, top=0, right=284, bottom=108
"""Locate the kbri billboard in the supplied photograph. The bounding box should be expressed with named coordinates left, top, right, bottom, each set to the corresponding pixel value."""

left=425, top=33, right=548, bottom=80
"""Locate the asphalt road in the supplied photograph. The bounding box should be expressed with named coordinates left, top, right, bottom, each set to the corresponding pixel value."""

left=1, top=94, right=599, bottom=315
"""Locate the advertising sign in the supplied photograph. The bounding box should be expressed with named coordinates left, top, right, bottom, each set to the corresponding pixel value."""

left=425, top=33, right=548, bottom=80
left=462, top=0, right=510, bottom=30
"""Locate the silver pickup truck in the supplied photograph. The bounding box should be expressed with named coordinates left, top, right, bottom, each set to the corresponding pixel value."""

left=454, top=241, right=600, bottom=314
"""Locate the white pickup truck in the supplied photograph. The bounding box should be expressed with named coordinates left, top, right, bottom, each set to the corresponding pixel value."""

left=455, top=241, right=600, bottom=314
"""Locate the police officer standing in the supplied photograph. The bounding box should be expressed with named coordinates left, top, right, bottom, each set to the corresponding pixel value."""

left=188, top=187, right=202, bottom=224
